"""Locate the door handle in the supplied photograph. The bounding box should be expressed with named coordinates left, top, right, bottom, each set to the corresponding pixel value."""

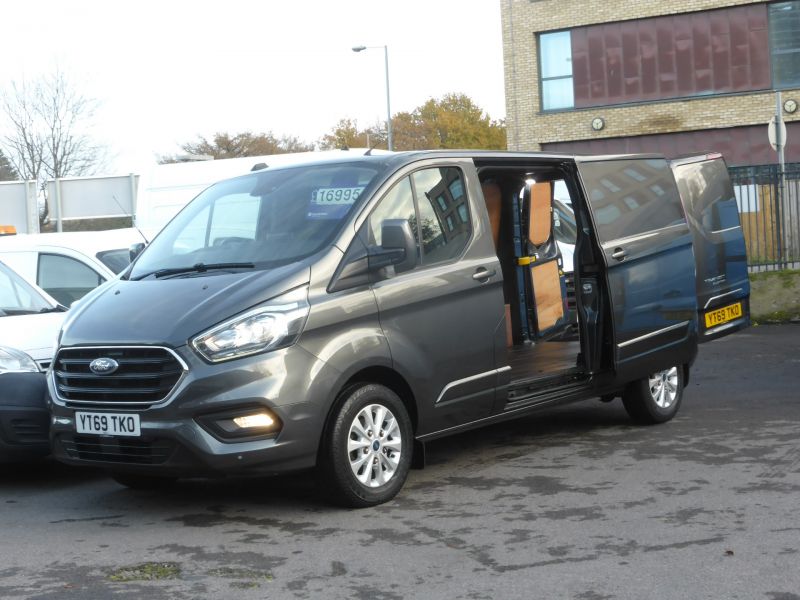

left=611, top=247, right=627, bottom=261
left=472, top=268, right=496, bottom=282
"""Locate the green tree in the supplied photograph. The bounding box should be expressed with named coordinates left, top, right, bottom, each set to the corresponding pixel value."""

left=161, top=131, right=313, bottom=163
left=319, top=118, right=386, bottom=150
left=0, top=149, right=17, bottom=181
left=319, top=93, right=506, bottom=151
left=411, top=94, right=506, bottom=150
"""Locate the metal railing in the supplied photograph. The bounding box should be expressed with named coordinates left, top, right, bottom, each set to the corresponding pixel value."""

left=729, top=163, right=800, bottom=271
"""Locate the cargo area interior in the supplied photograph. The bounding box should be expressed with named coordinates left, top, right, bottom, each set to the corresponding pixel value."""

left=478, top=163, right=585, bottom=386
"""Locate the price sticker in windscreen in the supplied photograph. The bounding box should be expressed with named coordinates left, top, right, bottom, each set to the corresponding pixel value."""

left=308, top=187, right=364, bottom=220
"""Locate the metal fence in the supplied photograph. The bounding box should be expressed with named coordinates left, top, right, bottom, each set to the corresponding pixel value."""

left=729, top=163, right=800, bottom=271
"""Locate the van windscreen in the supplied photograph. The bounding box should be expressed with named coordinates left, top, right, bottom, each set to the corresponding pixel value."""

left=129, top=162, right=382, bottom=279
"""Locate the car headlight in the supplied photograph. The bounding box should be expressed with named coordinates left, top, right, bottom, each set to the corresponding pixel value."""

left=191, top=286, right=310, bottom=363
left=0, top=345, right=39, bottom=374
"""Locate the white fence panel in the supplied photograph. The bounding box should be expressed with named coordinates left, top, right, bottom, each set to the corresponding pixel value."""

left=0, top=180, right=39, bottom=233
left=46, top=175, right=137, bottom=229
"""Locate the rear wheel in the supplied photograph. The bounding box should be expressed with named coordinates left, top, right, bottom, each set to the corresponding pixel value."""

left=110, top=472, right=177, bottom=490
left=319, top=383, right=412, bottom=508
left=622, top=366, right=684, bottom=424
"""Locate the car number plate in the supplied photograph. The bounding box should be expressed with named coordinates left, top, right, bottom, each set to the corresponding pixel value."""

left=704, top=302, right=743, bottom=328
left=75, top=412, right=141, bottom=437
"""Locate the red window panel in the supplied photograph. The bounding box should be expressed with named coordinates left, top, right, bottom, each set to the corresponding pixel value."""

left=571, top=5, right=771, bottom=109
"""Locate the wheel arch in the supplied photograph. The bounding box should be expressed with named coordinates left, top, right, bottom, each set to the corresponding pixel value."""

left=337, top=366, right=418, bottom=432
left=315, top=365, right=419, bottom=469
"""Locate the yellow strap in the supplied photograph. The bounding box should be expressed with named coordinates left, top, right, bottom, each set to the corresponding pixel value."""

left=517, top=256, right=536, bottom=266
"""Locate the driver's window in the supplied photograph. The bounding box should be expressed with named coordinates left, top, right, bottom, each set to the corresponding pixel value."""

left=367, top=177, right=419, bottom=270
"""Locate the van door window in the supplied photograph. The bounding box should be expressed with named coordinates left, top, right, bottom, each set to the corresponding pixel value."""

left=38, top=253, right=103, bottom=306
left=673, top=159, right=741, bottom=233
left=368, top=177, right=419, bottom=268
left=412, top=167, right=471, bottom=265
left=580, top=158, right=686, bottom=243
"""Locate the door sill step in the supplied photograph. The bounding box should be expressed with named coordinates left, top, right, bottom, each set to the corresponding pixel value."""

left=505, top=372, right=592, bottom=411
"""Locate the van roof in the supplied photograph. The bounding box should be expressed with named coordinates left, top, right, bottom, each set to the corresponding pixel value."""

left=212, top=150, right=673, bottom=180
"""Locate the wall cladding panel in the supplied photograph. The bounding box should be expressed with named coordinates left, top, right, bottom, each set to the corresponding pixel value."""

left=571, top=4, right=770, bottom=108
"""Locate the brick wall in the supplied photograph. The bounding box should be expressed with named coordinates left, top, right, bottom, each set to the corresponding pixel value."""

left=501, top=0, right=800, bottom=153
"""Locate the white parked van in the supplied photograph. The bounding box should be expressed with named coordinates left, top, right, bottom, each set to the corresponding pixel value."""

left=0, top=228, right=146, bottom=306
left=134, top=150, right=383, bottom=233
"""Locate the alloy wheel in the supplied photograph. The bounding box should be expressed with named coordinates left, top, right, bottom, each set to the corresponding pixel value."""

left=347, top=403, right=402, bottom=488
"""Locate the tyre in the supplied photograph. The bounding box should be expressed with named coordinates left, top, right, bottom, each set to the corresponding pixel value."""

left=110, top=472, right=177, bottom=490
left=319, top=383, right=413, bottom=508
left=622, top=365, right=684, bottom=425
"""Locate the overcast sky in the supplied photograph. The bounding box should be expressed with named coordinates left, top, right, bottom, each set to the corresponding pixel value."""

left=0, top=0, right=506, bottom=174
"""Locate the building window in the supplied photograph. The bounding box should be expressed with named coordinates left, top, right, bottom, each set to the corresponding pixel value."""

left=770, top=1, right=800, bottom=88
left=539, top=30, right=574, bottom=110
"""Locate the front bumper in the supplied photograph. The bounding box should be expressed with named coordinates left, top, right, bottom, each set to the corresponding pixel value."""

left=0, top=372, right=50, bottom=463
left=48, top=343, right=341, bottom=477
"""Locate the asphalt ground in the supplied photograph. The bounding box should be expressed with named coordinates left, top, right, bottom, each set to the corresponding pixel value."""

left=1, top=325, right=798, bottom=599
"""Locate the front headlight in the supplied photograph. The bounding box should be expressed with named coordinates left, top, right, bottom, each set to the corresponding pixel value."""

left=0, top=345, right=39, bottom=374
left=191, top=286, right=310, bottom=363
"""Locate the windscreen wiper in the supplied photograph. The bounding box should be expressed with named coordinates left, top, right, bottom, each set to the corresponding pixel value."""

left=39, top=306, right=68, bottom=313
left=133, top=262, right=255, bottom=280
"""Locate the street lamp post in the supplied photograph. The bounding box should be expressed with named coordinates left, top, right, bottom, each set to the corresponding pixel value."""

left=352, top=44, right=393, bottom=151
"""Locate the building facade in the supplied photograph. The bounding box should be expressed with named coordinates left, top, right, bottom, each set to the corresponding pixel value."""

left=501, top=0, right=800, bottom=166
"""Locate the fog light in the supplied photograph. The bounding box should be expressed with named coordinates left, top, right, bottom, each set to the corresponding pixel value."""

left=197, top=406, right=282, bottom=441
left=233, top=413, right=274, bottom=429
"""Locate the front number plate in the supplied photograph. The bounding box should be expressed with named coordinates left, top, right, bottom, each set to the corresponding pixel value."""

left=704, top=302, right=743, bottom=329
left=75, top=412, right=141, bottom=437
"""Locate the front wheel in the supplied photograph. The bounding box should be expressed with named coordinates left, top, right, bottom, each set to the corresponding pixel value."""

left=319, top=383, right=413, bottom=508
left=622, top=365, right=684, bottom=424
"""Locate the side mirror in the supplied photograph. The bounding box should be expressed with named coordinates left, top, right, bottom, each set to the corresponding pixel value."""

left=129, top=242, right=146, bottom=262
left=328, top=219, right=417, bottom=293
left=371, top=219, right=416, bottom=273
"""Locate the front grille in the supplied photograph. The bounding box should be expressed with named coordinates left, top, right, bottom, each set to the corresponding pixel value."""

left=61, top=435, right=175, bottom=465
left=54, top=347, right=184, bottom=406
left=10, top=418, right=49, bottom=444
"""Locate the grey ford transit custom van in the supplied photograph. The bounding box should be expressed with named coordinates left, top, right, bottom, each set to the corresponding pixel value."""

left=48, top=151, right=749, bottom=507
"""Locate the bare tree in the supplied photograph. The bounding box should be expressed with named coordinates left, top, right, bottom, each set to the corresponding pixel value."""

left=1, top=79, right=45, bottom=182
left=1, top=69, right=104, bottom=184
left=159, top=131, right=314, bottom=163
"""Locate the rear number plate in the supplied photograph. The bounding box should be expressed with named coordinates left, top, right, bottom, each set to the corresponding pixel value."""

left=75, top=412, right=141, bottom=437
left=704, top=302, right=743, bottom=328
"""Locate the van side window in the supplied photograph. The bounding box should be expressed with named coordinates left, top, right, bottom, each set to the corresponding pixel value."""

left=368, top=177, right=419, bottom=267
left=673, top=159, right=741, bottom=233
left=38, top=253, right=103, bottom=306
left=412, top=167, right=471, bottom=265
left=581, top=158, right=685, bottom=243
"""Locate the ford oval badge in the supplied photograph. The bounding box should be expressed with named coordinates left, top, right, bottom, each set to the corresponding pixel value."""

left=89, top=357, right=119, bottom=375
